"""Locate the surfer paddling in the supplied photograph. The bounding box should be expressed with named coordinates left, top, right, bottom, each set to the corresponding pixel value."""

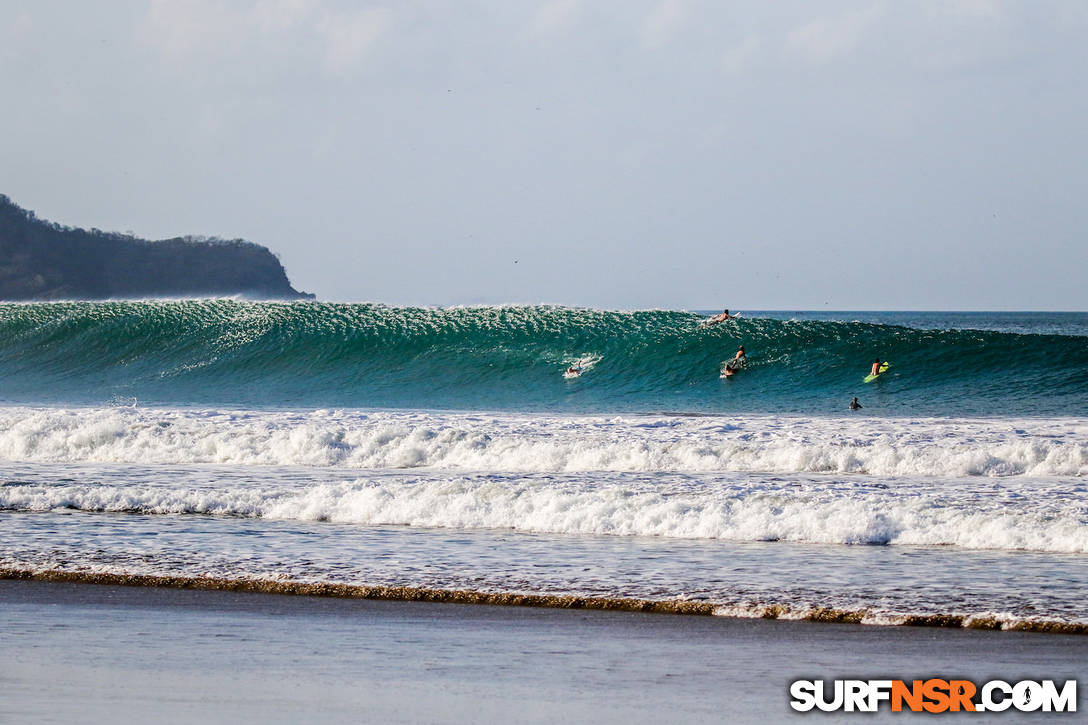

left=864, top=359, right=890, bottom=383
left=707, top=309, right=737, bottom=325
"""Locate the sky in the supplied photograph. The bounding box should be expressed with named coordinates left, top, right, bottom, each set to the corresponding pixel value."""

left=1, top=0, right=1085, bottom=310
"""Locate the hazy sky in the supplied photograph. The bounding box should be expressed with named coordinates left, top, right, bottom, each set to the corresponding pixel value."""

left=1, top=1, right=1085, bottom=309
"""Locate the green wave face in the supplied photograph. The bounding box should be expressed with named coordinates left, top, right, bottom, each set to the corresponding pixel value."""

left=0, top=301, right=1084, bottom=415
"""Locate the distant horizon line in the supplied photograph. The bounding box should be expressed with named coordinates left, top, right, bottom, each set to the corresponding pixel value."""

left=0, top=296, right=1084, bottom=313
left=314, top=300, right=1088, bottom=314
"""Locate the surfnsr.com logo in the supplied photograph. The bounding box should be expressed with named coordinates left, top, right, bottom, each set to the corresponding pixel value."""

left=790, top=679, right=1077, bottom=713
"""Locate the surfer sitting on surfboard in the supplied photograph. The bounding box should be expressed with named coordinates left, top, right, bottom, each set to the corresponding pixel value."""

left=871, top=359, right=882, bottom=377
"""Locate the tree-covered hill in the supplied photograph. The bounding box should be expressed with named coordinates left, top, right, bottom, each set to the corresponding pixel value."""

left=0, top=195, right=314, bottom=300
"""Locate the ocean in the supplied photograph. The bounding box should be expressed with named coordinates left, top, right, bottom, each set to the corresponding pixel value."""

left=1, top=302, right=1086, bottom=630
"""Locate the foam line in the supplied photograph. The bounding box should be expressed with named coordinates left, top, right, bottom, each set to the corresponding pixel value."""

left=2, top=470, right=1086, bottom=553
left=3, top=568, right=1084, bottom=634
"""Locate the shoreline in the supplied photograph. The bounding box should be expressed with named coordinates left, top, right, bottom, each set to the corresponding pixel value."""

left=4, top=577, right=1087, bottom=724
left=4, top=567, right=1085, bottom=635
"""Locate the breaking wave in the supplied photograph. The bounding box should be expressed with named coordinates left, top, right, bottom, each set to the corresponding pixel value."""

left=0, top=301, right=1085, bottom=415
left=0, top=407, right=1084, bottom=476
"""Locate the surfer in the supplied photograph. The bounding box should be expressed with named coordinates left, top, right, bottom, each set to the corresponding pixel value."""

left=566, top=360, right=584, bottom=376
left=871, top=359, right=882, bottom=377
left=708, top=309, right=737, bottom=324
left=849, top=397, right=862, bottom=410
left=725, top=346, right=746, bottom=372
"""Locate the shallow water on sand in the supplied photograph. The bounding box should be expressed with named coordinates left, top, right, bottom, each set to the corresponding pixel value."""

left=3, top=461, right=1086, bottom=626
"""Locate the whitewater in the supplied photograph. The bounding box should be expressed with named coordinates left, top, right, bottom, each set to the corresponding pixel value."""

left=0, top=406, right=1085, bottom=476
left=1, top=302, right=1086, bottom=630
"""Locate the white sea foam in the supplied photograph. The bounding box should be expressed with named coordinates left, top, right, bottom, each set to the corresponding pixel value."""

left=0, top=406, right=1084, bottom=477
left=2, top=469, right=1086, bottom=553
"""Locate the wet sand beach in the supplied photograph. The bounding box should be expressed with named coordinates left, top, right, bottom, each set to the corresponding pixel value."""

left=2, top=579, right=1085, bottom=724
